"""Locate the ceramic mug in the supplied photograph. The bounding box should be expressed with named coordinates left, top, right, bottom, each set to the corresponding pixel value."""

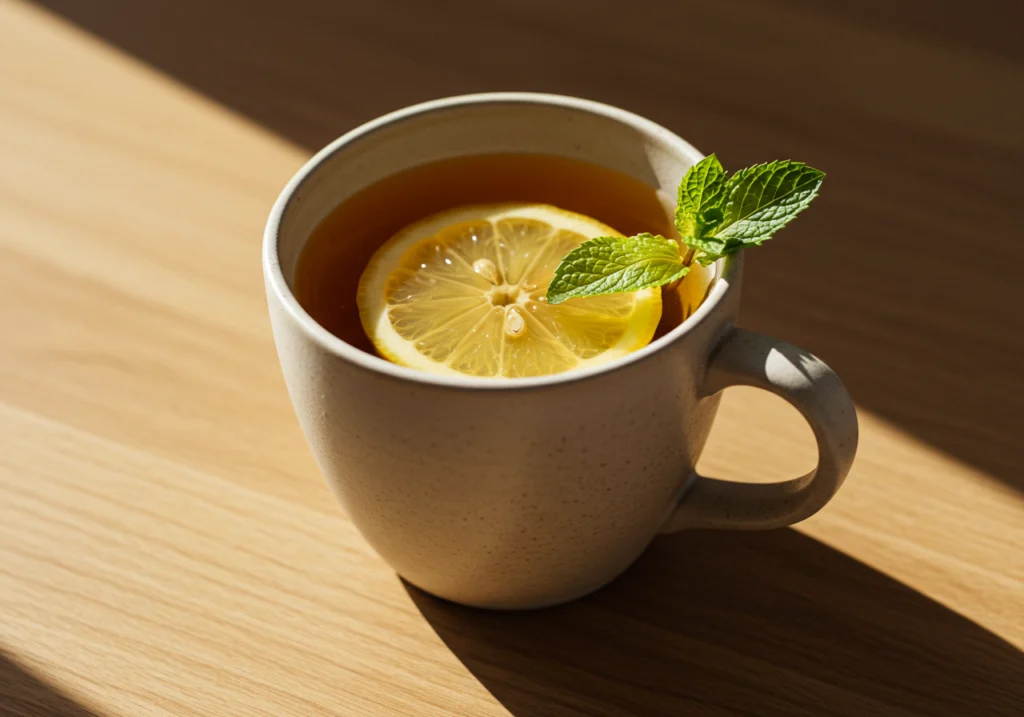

left=264, top=93, right=858, bottom=609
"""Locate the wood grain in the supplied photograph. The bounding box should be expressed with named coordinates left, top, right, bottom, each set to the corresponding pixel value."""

left=1, top=1, right=1022, bottom=715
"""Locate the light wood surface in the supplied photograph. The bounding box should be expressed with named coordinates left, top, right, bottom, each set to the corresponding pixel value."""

left=2, top=1, right=1022, bottom=715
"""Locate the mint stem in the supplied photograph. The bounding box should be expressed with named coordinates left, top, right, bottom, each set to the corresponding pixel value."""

left=663, top=243, right=696, bottom=294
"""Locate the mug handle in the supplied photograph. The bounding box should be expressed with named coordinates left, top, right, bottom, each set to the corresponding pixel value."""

left=661, top=327, right=858, bottom=532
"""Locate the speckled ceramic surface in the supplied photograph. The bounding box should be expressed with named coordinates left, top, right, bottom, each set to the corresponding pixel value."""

left=263, top=94, right=858, bottom=609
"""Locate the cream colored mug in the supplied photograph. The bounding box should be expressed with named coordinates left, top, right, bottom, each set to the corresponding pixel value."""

left=264, top=93, right=858, bottom=609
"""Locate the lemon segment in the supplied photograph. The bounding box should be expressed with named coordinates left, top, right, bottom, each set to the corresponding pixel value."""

left=357, top=203, right=662, bottom=378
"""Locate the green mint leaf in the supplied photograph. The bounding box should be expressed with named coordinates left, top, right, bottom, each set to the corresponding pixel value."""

left=685, top=234, right=728, bottom=260
left=546, top=234, right=687, bottom=304
left=674, top=154, right=728, bottom=239
left=712, top=160, right=824, bottom=247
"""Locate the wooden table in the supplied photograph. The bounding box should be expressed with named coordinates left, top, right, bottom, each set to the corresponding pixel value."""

left=2, top=1, right=1021, bottom=715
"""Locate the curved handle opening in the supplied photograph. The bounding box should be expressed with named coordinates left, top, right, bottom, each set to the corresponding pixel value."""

left=661, top=328, right=858, bottom=532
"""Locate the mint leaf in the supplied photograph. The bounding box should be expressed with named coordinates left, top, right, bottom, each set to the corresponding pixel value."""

left=546, top=234, right=687, bottom=304
left=675, top=154, right=728, bottom=239
left=695, top=251, right=723, bottom=267
left=712, top=160, right=824, bottom=247
left=684, top=234, right=728, bottom=261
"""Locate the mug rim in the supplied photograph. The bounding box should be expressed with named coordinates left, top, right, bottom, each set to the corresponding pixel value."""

left=264, top=92, right=742, bottom=391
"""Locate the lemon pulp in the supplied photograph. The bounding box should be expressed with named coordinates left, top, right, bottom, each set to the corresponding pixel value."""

left=357, top=203, right=662, bottom=378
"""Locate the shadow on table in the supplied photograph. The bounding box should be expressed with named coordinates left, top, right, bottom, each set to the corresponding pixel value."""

left=31, top=0, right=1024, bottom=495
left=408, top=529, right=1024, bottom=717
left=12, top=5, right=1023, bottom=714
left=0, top=650, right=101, bottom=717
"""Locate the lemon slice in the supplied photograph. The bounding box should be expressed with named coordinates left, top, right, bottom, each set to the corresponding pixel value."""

left=357, top=203, right=662, bottom=378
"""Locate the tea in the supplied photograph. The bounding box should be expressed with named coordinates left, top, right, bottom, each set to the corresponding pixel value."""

left=294, top=153, right=713, bottom=358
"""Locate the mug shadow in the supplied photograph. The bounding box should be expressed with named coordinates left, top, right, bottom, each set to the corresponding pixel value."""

left=12, top=5, right=1022, bottom=714
left=407, top=529, right=1023, bottom=717
left=0, top=649, right=102, bottom=717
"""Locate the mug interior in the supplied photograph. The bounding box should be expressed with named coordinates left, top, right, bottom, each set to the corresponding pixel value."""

left=265, top=93, right=739, bottom=386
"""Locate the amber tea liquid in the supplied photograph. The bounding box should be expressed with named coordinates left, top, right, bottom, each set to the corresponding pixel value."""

left=294, top=154, right=713, bottom=355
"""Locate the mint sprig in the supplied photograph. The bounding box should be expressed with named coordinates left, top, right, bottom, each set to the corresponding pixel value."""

left=545, top=155, right=824, bottom=304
